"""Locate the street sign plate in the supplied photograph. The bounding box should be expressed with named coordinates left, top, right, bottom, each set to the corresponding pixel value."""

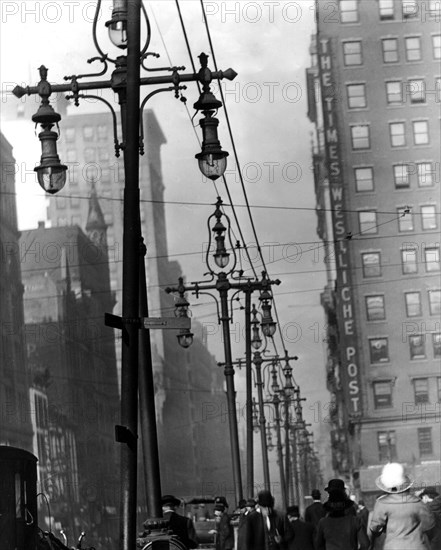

left=141, top=317, right=191, bottom=330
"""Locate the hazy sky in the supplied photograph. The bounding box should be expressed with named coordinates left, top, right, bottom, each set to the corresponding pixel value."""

left=1, top=1, right=333, bottom=481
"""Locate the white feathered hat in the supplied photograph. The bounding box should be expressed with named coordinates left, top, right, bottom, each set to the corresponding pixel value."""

left=375, top=462, right=414, bottom=493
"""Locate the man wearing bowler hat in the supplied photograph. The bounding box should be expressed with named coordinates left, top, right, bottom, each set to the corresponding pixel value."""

left=161, top=494, right=198, bottom=549
left=325, top=479, right=356, bottom=516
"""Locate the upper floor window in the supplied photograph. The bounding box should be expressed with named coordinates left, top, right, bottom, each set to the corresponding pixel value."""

left=347, top=84, right=367, bottom=108
left=366, top=295, right=386, bottom=321
left=433, top=334, right=441, bottom=358
left=402, top=0, right=419, bottom=18
left=429, top=1, right=441, bottom=16
left=418, top=427, right=433, bottom=456
left=97, top=124, right=108, bottom=140
left=397, top=207, right=413, bottom=232
left=379, top=0, right=394, bottom=19
left=405, top=37, right=422, bottom=61
left=369, top=337, right=389, bottom=364
left=343, top=41, right=363, bottom=65
left=373, top=381, right=393, bottom=408
left=339, top=0, right=359, bottom=23
left=389, top=122, right=406, bottom=147
left=362, top=252, right=381, bottom=277
left=393, top=164, right=410, bottom=188
left=382, top=38, right=399, bottom=63
left=413, top=120, right=429, bottom=145
left=405, top=291, right=422, bottom=317
left=359, top=210, right=378, bottom=234
left=417, top=162, right=434, bottom=187
left=407, top=79, right=426, bottom=103
left=424, top=246, right=440, bottom=272
left=409, top=334, right=426, bottom=359
left=428, top=290, right=441, bottom=315
left=421, top=205, right=437, bottom=230
left=378, top=431, right=397, bottom=461
left=354, top=167, right=374, bottom=192
left=65, top=127, right=76, bottom=143
left=386, top=81, right=402, bottom=104
left=433, top=35, right=441, bottom=59
left=413, top=378, right=429, bottom=403
left=351, top=125, right=370, bottom=149
left=83, top=125, right=94, bottom=140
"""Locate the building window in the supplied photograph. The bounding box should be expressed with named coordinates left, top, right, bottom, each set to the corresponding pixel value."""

left=433, top=35, right=441, bottom=59
left=351, top=125, right=370, bottom=149
left=414, top=379, right=429, bottom=403
left=429, top=0, right=441, bottom=16
left=405, top=292, right=422, bottom=317
left=71, top=215, right=82, bottom=225
left=379, top=0, right=394, bottom=19
left=362, top=252, right=381, bottom=277
left=407, top=79, right=426, bottom=103
left=386, top=81, right=402, bottom=104
left=66, top=149, right=77, bottom=162
left=389, top=122, right=406, bottom=147
left=436, top=77, right=441, bottom=102
left=378, top=431, right=397, bottom=461
left=428, top=290, right=441, bottom=315
left=424, top=246, right=440, bottom=272
left=343, top=41, right=363, bottom=65
left=402, top=0, right=419, bottom=18
left=433, top=334, right=441, bottom=358
left=359, top=211, right=378, bottom=234
left=418, top=427, right=433, bottom=456
left=354, top=167, right=374, bottom=192
left=417, top=162, right=434, bottom=187
left=366, top=295, right=386, bottom=321
left=65, top=127, right=76, bottom=143
left=55, top=197, right=66, bottom=209
left=413, top=121, right=429, bottom=145
left=421, top=206, right=437, bottom=230
left=347, top=84, right=367, bottom=108
left=382, top=38, right=399, bottom=63
left=373, top=382, right=393, bottom=408
left=401, top=249, right=418, bottom=275
left=83, top=125, right=94, bottom=140
left=405, top=36, right=422, bottom=61
left=369, top=337, right=389, bottom=364
left=339, top=0, right=359, bottom=23
left=98, top=148, right=110, bottom=162
left=398, top=207, right=413, bottom=232
left=409, top=334, right=426, bottom=359
left=97, top=125, right=108, bottom=140
left=393, top=164, right=410, bottom=188
left=84, top=148, right=96, bottom=162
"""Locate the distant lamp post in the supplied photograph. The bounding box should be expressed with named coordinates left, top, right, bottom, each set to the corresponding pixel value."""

left=32, top=66, right=67, bottom=194
left=259, top=290, right=277, bottom=338
left=171, top=278, right=194, bottom=349
left=194, top=54, right=229, bottom=181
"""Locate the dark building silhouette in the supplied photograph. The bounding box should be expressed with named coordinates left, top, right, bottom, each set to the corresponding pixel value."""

left=0, top=132, right=34, bottom=450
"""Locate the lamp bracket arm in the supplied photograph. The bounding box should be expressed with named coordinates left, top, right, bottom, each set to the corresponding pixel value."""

left=139, top=1, right=152, bottom=58
left=64, top=94, right=122, bottom=157
left=92, top=0, right=117, bottom=65
left=64, top=57, right=109, bottom=83
left=139, top=85, right=187, bottom=154
left=192, top=290, right=220, bottom=321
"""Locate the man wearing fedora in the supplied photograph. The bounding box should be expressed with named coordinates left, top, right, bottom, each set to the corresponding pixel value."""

left=369, top=463, right=435, bottom=550
left=161, top=494, right=198, bottom=549
left=315, top=484, right=370, bottom=550
left=286, top=505, right=314, bottom=550
left=238, top=489, right=293, bottom=550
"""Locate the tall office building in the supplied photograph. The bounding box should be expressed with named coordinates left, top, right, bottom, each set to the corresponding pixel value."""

left=0, top=132, right=34, bottom=450
left=308, top=0, right=440, bottom=504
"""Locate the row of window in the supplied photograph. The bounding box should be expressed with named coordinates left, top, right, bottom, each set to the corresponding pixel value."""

left=354, top=162, right=437, bottom=192
left=345, top=78, right=440, bottom=109
left=361, top=247, right=440, bottom=279
left=377, top=427, right=435, bottom=462
left=368, top=333, right=440, bottom=364
left=64, top=125, right=110, bottom=143
left=343, top=35, right=441, bottom=66
left=64, top=147, right=111, bottom=163
left=338, top=0, right=440, bottom=24
left=350, top=120, right=433, bottom=151
left=358, top=209, right=440, bottom=235
left=373, top=377, right=441, bottom=410
left=366, top=290, right=440, bottom=322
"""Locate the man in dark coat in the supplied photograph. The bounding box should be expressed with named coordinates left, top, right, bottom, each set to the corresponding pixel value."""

left=161, top=494, right=198, bottom=549
left=239, top=490, right=293, bottom=550
left=304, top=489, right=326, bottom=527
left=417, top=488, right=441, bottom=550
left=211, top=497, right=234, bottom=550
left=286, top=505, right=314, bottom=550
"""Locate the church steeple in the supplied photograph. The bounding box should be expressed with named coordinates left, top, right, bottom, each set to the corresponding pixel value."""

left=85, top=181, right=107, bottom=249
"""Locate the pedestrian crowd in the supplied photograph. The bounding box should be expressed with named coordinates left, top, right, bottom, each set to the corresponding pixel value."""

left=146, top=461, right=440, bottom=550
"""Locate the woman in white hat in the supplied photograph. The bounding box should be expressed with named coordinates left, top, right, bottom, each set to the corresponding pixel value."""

left=369, top=463, right=435, bottom=549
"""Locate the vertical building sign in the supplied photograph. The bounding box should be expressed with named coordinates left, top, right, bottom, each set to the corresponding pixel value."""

left=318, top=38, right=362, bottom=417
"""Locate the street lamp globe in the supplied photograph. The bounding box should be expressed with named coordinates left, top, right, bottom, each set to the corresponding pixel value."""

left=105, top=0, right=128, bottom=49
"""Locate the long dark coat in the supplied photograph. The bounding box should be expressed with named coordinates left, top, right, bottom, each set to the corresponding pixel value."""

left=165, top=511, right=198, bottom=549
left=369, top=492, right=435, bottom=550
left=304, top=501, right=326, bottom=527
left=315, top=514, right=370, bottom=550
left=215, top=512, right=234, bottom=550
left=239, top=509, right=293, bottom=550
left=287, top=518, right=315, bottom=550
